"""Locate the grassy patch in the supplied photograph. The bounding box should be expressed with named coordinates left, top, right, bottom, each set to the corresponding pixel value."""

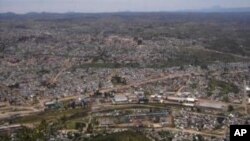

left=12, top=108, right=89, bottom=124
left=208, top=79, right=239, bottom=95
left=87, top=130, right=150, bottom=141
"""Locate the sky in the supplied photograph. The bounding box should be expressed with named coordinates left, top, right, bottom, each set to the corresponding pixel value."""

left=0, top=0, right=250, bottom=14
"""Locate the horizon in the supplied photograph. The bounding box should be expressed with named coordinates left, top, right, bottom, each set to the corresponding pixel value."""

left=0, top=0, right=250, bottom=14
left=1, top=6, right=250, bottom=15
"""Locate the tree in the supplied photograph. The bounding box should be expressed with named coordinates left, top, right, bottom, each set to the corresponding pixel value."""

left=15, top=127, right=36, bottom=141
left=228, top=105, right=234, bottom=112
left=0, top=134, right=11, bottom=141
left=60, top=115, right=67, bottom=124
left=75, top=122, right=85, bottom=132
left=36, top=119, right=50, bottom=140
left=87, top=123, right=93, bottom=133
left=16, top=120, right=58, bottom=141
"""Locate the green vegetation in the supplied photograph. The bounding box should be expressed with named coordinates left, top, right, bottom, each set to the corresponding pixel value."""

left=87, top=131, right=150, bottom=141
left=74, top=122, right=86, bottom=131
left=0, top=134, right=11, bottom=141
left=111, top=75, right=127, bottom=85
left=158, top=131, right=173, bottom=141
left=208, top=79, right=239, bottom=95
left=65, top=118, right=87, bottom=129
left=4, top=115, right=87, bottom=140
left=228, top=105, right=234, bottom=112
left=207, top=37, right=246, bottom=56
left=14, top=120, right=58, bottom=141
left=12, top=108, right=88, bottom=124
left=190, top=82, right=198, bottom=89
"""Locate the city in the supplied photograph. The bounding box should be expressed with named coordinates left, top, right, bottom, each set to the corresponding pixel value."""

left=0, top=1, right=250, bottom=141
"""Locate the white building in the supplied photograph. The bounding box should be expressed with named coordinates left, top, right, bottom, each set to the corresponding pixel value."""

left=114, top=95, right=128, bottom=103
left=246, top=86, right=250, bottom=91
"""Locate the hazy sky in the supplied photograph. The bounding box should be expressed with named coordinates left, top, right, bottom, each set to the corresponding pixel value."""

left=0, top=0, right=250, bottom=13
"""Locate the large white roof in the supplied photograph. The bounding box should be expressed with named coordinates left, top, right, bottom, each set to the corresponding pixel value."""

left=114, top=95, right=128, bottom=102
left=246, top=86, right=250, bottom=91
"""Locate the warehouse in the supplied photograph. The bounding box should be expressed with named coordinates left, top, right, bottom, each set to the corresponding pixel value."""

left=113, top=95, right=128, bottom=104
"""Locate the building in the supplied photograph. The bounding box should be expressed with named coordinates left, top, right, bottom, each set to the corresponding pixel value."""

left=135, top=91, right=145, bottom=99
left=44, top=100, right=63, bottom=110
left=197, top=101, right=225, bottom=110
left=98, top=118, right=114, bottom=127
left=246, top=86, right=250, bottom=91
left=166, top=96, right=197, bottom=103
left=113, top=95, right=128, bottom=104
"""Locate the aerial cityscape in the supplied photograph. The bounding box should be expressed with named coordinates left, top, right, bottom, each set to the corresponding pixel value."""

left=0, top=0, right=250, bottom=141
